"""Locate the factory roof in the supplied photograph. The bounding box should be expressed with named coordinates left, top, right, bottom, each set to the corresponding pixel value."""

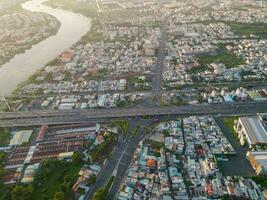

left=9, top=130, right=33, bottom=146
left=240, top=117, right=267, bottom=145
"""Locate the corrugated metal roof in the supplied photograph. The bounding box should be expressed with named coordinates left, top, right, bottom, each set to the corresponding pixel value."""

left=240, top=117, right=267, bottom=145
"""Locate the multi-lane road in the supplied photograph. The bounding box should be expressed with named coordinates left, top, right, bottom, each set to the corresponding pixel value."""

left=84, top=119, right=153, bottom=200
left=0, top=101, right=267, bottom=127
left=152, top=24, right=166, bottom=106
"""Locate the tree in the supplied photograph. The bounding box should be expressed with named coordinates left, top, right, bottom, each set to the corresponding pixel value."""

left=53, top=192, right=65, bottom=200
left=0, top=167, right=4, bottom=178
left=92, top=176, right=114, bottom=200
left=88, top=174, right=96, bottom=186
left=11, top=185, right=33, bottom=200
left=60, top=182, right=71, bottom=194
left=72, top=152, right=81, bottom=163
left=0, top=152, right=5, bottom=164
left=92, top=188, right=107, bottom=200
left=0, top=183, right=13, bottom=200
left=162, top=130, right=170, bottom=137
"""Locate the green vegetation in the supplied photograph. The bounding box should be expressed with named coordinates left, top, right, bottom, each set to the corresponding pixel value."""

left=173, top=96, right=183, bottom=106
left=12, top=69, right=46, bottom=94
left=251, top=176, right=267, bottom=187
left=72, top=152, right=82, bottom=163
left=80, top=32, right=105, bottom=44
left=53, top=192, right=66, bottom=200
left=144, top=127, right=152, bottom=135
left=88, top=174, right=96, bottom=186
left=46, top=0, right=97, bottom=18
left=91, top=134, right=116, bottom=162
left=0, top=152, right=6, bottom=178
left=227, top=22, right=267, bottom=39
left=144, top=139, right=164, bottom=149
left=128, top=76, right=146, bottom=84
left=221, top=195, right=237, bottom=200
left=197, top=44, right=245, bottom=68
left=0, top=152, right=5, bottom=163
left=92, top=176, right=114, bottom=200
left=0, top=184, right=13, bottom=200
left=141, top=115, right=152, bottom=120
left=186, top=65, right=209, bottom=74
left=0, top=4, right=60, bottom=67
left=223, top=117, right=238, bottom=139
left=131, top=125, right=140, bottom=139
left=143, top=20, right=162, bottom=27
left=30, top=160, right=82, bottom=200
left=0, top=159, right=81, bottom=200
left=116, top=100, right=133, bottom=108
left=196, top=21, right=267, bottom=39
left=160, top=99, right=170, bottom=107
left=46, top=58, right=60, bottom=66
left=0, top=152, right=13, bottom=200
left=113, top=120, right=129, bottom=135
left=127, top=76, right=152, bottom=91
left=160, top=96, right=183, bottom=107
left=0, top=128, right=10, bottom=147
left=92, top=188, right=107, bottom=200
left=163, top=130, right=170, bottom=137
left=10, top=185, right=33, bottom=200
left=106, top=176, right=114, bottom=192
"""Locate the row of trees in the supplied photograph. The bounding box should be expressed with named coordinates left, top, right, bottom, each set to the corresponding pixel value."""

left=0, top=152, right=5, bottom=178
left=92, top=176, right=114, bottom=200
left=0, top=152, right=13, bottom=200
left=91, top=134, right=116, bottom=161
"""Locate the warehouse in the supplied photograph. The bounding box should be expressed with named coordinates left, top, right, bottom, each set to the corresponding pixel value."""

left=9, top=130, right=33, bottom=146
left=247, top=151, right=267, bottom=175
left=234, top=117, right=267, bottom=147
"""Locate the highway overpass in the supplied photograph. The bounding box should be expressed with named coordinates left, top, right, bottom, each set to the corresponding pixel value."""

left=0, top=101, right=267, bottom=127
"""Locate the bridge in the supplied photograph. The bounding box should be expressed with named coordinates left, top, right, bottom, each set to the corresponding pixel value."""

left=0, top=101, right=267, bottom=127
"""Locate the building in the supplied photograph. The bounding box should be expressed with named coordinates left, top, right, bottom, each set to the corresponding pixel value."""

left=247, top=151, right=267, bottom=175
left=234, top=117, right=267, bottom=147
left=36, top=125, right=48, bottom=142
left=58, top=152, right=74, bottom=161
left=9, top=130, right=33, bottom=146
left=21, top=163, right=40, bottom=183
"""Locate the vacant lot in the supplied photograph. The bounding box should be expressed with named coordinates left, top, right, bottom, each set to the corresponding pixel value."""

left=197, top=44, right=245, bottom=69
left=227, top=22, right=267, bottom=39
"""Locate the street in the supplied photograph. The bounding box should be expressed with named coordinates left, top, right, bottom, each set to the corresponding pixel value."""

left=0, top=101, right=267, bottom=127
left=85, top=118, right=154, bottom=200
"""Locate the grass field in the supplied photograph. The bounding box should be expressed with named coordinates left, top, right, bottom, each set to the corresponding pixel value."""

left=199, top=21, right=267, bottom=39
left=223, top=117, right=238, bottom=139
left=186, top=65, right=209, bottom=74
left=227, top=22, right=267, bottom=39
left=197, top=44, right=245, bottom=69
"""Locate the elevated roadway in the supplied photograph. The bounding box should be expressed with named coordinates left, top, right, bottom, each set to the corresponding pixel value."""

left=0, top=102, right=267, bottom=127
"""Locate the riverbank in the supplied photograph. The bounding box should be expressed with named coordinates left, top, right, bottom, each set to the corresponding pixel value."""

left=0, top=4, right=61, bottom=67
left=0, top=0, right=91, bottom=97
left=44, top=0, right=97, bottom=18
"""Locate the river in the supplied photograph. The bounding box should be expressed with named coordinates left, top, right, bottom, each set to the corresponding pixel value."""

left=0, top=0, right=91, bottom=97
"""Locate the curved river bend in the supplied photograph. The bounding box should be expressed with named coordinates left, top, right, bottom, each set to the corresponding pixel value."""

left=0, top=0, right=91, bottom=97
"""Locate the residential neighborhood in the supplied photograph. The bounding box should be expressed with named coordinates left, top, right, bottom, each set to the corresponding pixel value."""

left=0, top=0, right=267, bottom=200
left=0, top=8, right=60, bottom=66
